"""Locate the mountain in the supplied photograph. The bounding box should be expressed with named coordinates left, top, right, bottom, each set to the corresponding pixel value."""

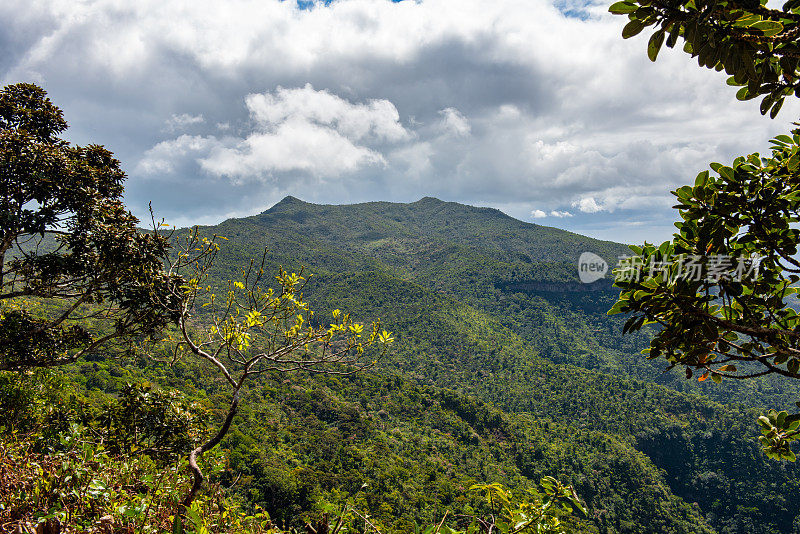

left=209, top=195, right=625, bottom=281
left=202, top=196, right=798, bottom=407
left=140, top=196, right=800, bottom=533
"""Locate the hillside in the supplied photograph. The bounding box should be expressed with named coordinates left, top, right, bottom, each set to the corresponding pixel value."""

left=200, top=196, right=799, bottom=409
left=150, top=196, right=800, bottom=533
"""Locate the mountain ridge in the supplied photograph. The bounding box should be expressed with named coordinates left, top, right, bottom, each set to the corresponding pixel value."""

left=217, top=195, right=630, bottom=277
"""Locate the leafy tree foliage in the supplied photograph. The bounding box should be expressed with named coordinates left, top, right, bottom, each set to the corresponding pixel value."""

left=465, top=481, right=586, bottom=533
left=609, top=0, right=800, bottom=117
left=608, top=141, right=800, bottom=385
left=608, top=136, right=800, bottom=460
left=0, top=368, right=588, bottom=534
left=0, top=83, right=181, bottom=371
left=608, top=0, right=800, bottom=459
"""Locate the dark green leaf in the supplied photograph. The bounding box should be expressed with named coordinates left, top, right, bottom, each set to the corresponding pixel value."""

left=648, top=31, right=666, bottom=61
left=609, top=1, right=638, bottom=14
left=751, top=20, right=784, bottom=37
left=622, top=19, right=646, bottom=38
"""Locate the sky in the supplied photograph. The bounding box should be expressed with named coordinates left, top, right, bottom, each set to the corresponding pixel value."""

left=2, top=0, right=798, bottom=244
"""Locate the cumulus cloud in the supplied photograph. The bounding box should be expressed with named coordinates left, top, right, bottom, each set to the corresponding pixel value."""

left=137, top=135, right=217, bottom=175
left=550, top=210, right=573, bottom=218
left=531, top=208, right=572, bottom=218
left=245, top=84, right=409, bottom=143
left=573, top=197, right=603, bottom=213
left=2, top=0, right=796, bottom=240
left=531, top=209, right=547, bottom=218
left=199, top=121, right=384, bottom=180
left=139, top=84, right=409, bottom=182
left=438, top=108, right=471, bottom=137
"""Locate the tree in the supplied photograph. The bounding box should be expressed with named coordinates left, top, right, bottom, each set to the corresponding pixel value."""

left=0, top=82, right=182, bottom=371
left=609, top=0, right=800, bottom=117
left=155, top=229, right=394, bottom=510
left=608, top=0, right=800, bottom=458
left=0, top=81, right=393, bottom=516
left=465, top=481, right=586, bottom=533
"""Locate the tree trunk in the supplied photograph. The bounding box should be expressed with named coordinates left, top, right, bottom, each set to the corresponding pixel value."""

left=181, top=389, right=240, bottom=510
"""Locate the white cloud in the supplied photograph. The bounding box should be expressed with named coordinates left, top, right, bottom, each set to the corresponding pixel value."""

left=438, top=108, right=471, bottom=137
left=164, top=113, right=204, bottom=132
left=137, top=134, right=217, bottom=174
left=139, top=84, right=409, bottom=181
left=245, top=84, right=410, bottom=143
left=573, top=197, right=603, bottom=213
left=199, top=119, right=385, bottom=181
left=530, top=208, right=573, bottom=218
left=550, top=210, right=573, bottom=218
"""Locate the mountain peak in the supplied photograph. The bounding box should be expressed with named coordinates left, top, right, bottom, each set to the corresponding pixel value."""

left=413, top=196, right=445, bottom=204
left=262, top=196, right=307, bottom=213
left=277, top=195, right=305, bottom=205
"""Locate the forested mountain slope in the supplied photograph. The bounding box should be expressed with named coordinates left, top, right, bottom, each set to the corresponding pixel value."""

left=156, top=196, right=800, bottom=533
left=204, top=196, right=799, bottom=409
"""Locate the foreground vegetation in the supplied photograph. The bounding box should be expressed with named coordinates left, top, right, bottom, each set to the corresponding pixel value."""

left=1, top=366, right=590, bottom=533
